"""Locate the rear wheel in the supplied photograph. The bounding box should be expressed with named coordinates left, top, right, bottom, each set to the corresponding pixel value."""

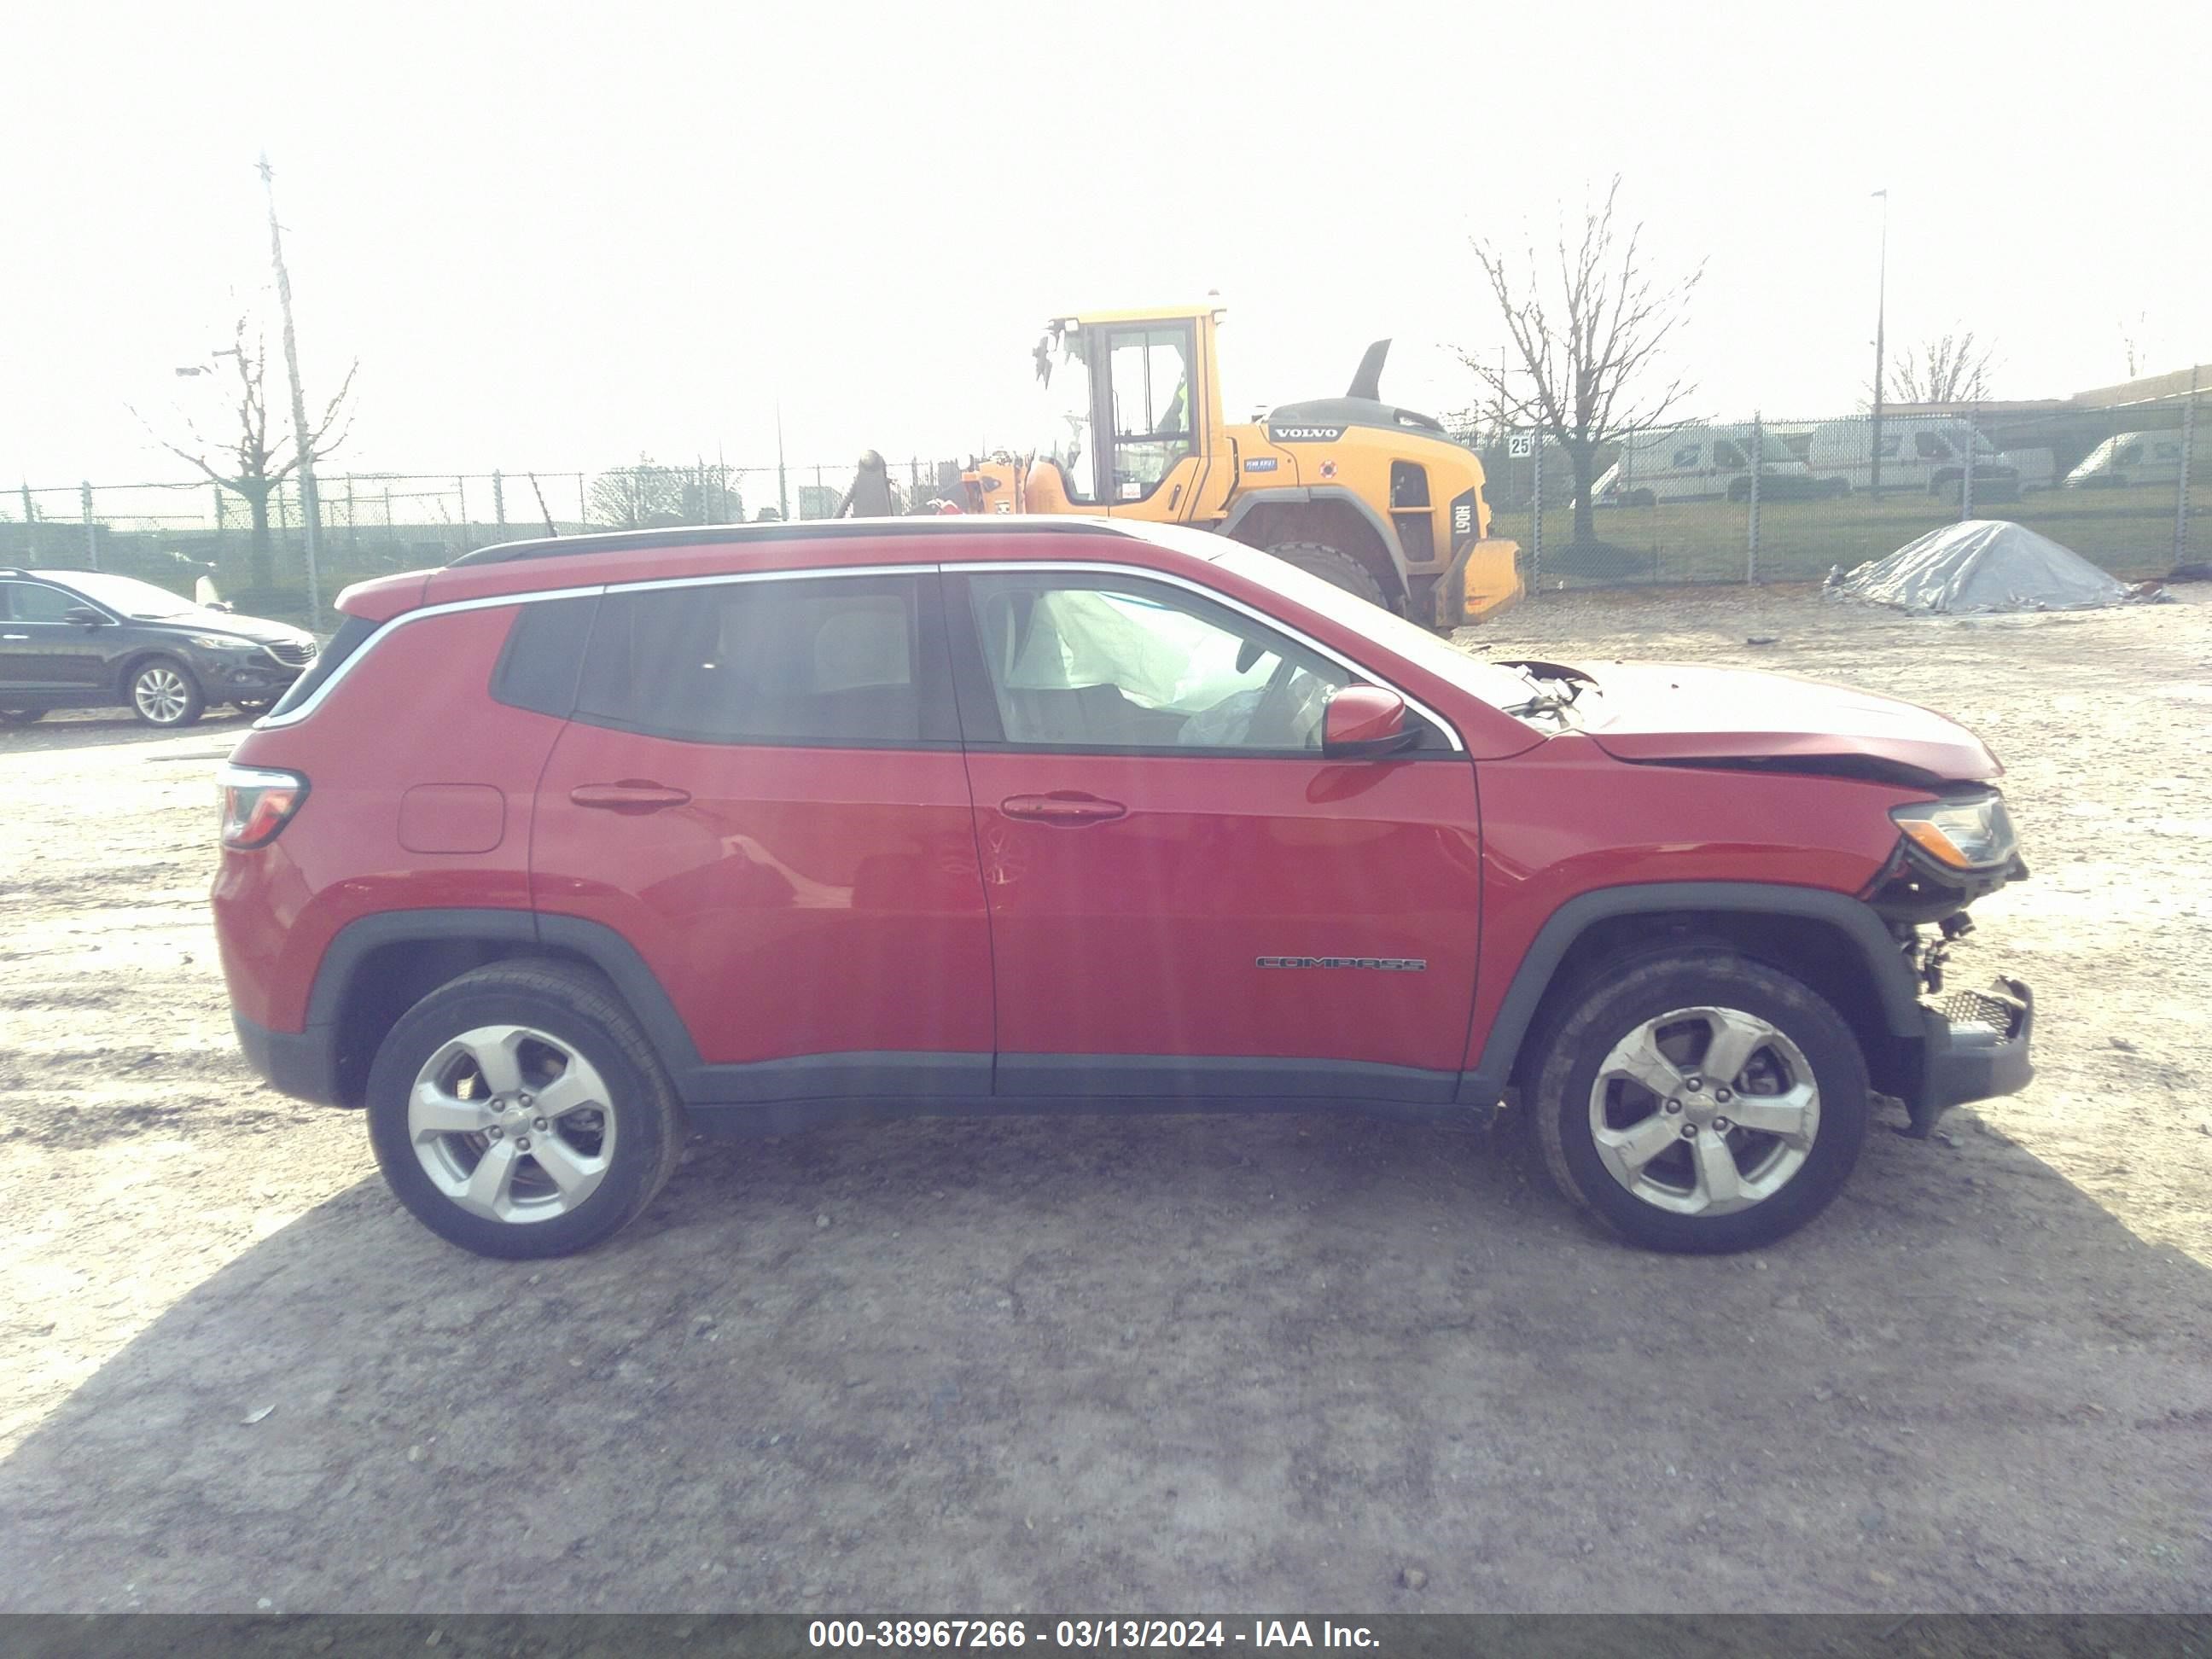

left=1525, top=950, right=1871, bottom=1253
left=128, top=656, right=204, bottom=728
left=364, top=959, right=688, bottom=1258
left=1266, top=540, right=1388, bottom=610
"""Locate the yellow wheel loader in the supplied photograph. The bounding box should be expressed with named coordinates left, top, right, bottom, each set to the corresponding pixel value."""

left=962, top=303, right=1522, bottom=630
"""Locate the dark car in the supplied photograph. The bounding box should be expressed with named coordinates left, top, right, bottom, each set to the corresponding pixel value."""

left=211, top=518, right=2032, bottom=1260
left=0, top=568, right=318, bottom=729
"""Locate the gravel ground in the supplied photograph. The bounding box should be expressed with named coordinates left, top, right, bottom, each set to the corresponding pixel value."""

left=0, top=584, right=2208, bottom=1615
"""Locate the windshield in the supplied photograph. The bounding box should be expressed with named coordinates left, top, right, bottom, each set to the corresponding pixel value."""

left=1202, top=540, right=1547, bottom=716
left=55, top=573, right=200, bottom=619
left=1034, top=325, right=1096, bottom=504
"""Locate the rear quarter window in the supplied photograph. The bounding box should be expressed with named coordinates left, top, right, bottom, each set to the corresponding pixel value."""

left=263, top=613, right=379, bottom=720
left=489, top=595, right=600, bottom=718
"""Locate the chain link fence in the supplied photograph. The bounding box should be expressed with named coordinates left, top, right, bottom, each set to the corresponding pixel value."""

left=1, top=457, right=974, bottom=625
left=9, top=393, right=2203, bottom=624
left=1475, top=391, right=2206, bottom=590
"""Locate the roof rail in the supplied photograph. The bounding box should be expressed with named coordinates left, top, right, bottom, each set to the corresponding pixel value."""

left=445, top=516, right=1132, bottom=568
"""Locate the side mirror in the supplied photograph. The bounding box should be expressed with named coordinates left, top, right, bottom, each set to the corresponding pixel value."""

left=63, top=606, right=108, bottom=627
left=1322, top=685, right=1416, bottom=760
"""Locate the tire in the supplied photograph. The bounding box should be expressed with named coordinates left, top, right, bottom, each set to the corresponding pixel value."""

left=231, top=697, right=275, bottom=716
left=1525, top=949, right=1870, bottom=1253
left=364, top=958, right=689, bottom=1259
left=127, top=656, right=205, bottom=728
left=0, top=708, right=44, bottom=726
left=1265, top=540, right=1388, bottom=610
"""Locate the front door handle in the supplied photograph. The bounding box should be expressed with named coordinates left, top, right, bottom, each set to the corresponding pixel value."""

left=1001, top=792, right=1126, bottom=824
left=570, top=780, right=693, bottom=813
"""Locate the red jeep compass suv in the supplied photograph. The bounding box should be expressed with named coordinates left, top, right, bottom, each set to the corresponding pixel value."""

left=212, top=518, right=2031, bottom=1257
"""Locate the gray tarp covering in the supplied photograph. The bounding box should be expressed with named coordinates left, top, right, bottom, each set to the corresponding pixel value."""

left=1830, top=519, right=2135, bottom=614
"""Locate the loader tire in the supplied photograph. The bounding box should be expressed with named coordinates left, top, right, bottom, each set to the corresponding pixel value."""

left=1266, top=541, right=1388, bottom=611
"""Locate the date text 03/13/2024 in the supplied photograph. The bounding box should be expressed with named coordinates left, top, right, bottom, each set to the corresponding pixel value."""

left=806, top=1618, right=1381, bottom=1648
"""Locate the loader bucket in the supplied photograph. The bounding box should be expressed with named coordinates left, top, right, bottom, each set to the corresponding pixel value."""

left=1434, top=538, right=1524, bottom=629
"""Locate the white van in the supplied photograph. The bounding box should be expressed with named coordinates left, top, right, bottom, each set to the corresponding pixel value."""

left=1806, top=418, right=2020, bottom=501
left=1998, top=447, right=2057, bottom=492
left=2064, top=432, right=2188, bottom=490
left=1591, top=423, right=1825, bottom=507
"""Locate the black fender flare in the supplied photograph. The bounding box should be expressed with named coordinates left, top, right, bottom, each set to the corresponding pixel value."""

left=1458, top=882, right=1924, bottom=1105
left=300, top=906, right=706, bottom=1094
left=1216, top=486, right=1412, bottom=591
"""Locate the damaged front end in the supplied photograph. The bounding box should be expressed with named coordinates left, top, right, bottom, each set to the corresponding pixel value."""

left=1863, top=789, right=2034, bottom=1136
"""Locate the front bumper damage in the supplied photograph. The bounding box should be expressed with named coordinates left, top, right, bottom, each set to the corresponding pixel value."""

left=1904, top=975, right=2034, bottom=1137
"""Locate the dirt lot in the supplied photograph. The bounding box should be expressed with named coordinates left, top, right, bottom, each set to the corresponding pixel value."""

left=1, top=585, right=2208, bottom=1615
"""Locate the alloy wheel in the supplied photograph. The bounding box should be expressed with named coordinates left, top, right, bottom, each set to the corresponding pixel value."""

left=1586, top=1005, right=1820, bottom=1217
left=407, top=1023, right=617, bottom=1224
left=133, top=667, right=193, bottom=725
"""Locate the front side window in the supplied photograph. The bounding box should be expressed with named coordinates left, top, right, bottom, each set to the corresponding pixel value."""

left=3, top=582, right=82, bottom=623
left=1107, top=326, right=1195, bottom=502
left=964, top=573, right=1350, bottom=753
left=1915, top=431, right=1953, bottom=460
left=575, top=575, right=940, bottom=747
left=1713, top=439, right=1749, bottom=471
left=35, top=572, right=192, bottom=618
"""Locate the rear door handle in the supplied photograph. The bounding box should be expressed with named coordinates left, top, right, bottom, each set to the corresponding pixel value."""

left=1001, top=792, right=1126, bottom=824
left=569, top=780, right=693, bottom=812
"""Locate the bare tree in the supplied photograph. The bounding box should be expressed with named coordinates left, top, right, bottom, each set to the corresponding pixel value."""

left=1886, top=332, right=1997, bottom=405
left=1458, top=178, right=1704, bottom=544
left=590, top=457, right=745, bottom=529
left=589, top=457, right=688, bottom=528
left=136, top=315, right=356, bottom=589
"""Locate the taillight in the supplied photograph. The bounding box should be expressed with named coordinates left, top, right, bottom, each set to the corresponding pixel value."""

left=219, top=764, right=308, bottom=849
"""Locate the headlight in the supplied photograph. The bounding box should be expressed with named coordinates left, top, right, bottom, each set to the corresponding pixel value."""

left=189, top=634, right=251, bottom=651
left=1890, top=792, right=2018, bottom=870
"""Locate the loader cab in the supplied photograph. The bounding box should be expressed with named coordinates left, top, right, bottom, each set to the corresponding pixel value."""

left=1030, top=306, right=1227, bottom=519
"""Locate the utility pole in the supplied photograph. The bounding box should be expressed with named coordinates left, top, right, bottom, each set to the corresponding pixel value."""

left=1869, top=188, right=1889, bottom=499
left=259, top=153, right=323, bottom=621
left=776, top=402, right=790, bottom=521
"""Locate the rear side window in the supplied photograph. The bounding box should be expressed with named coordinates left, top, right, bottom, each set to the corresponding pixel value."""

left=264, top=613, right=379, bottom=720
left=491, top=595, right=598, bottom=717
left=573, top=574, right=953, bottom=748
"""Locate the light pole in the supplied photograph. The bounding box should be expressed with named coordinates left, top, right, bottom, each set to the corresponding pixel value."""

left=259, top=154, right=323, bottom=622
left=1870, top=188, right=1889, bottom=498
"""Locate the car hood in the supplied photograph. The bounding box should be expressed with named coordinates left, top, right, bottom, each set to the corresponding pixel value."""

left=154, top=608, right=313, bottom=647
left=1574, top=662, right=2001, bottom=784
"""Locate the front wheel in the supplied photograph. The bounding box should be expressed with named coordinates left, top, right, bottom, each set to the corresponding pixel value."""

left=128, top=656, right=205, bottom=728
left=364, top=959, right=689, bottom=1258
left=1525, top=951, right=1870, bottom=1253
left=1265, top=540, right=1388, bottom=610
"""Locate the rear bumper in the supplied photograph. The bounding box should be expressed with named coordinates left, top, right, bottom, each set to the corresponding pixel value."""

left=232, top=1010, right=345, bottom=1106
left=1904, top=976, right=2033, bottom=1136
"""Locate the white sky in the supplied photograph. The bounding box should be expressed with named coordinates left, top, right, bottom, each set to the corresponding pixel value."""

left=4, top=0, right=2206, bottom=489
